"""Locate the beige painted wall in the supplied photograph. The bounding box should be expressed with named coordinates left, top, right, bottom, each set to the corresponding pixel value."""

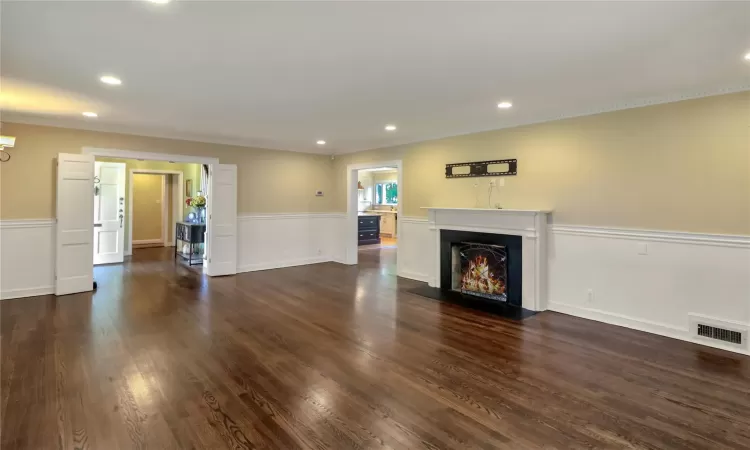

left=131, top=173, right=164, bottom=242
left=0, top=122, right=337, bottom=220
left=373, top=170, right=398, bottom=185
left=2, top=92, right=747, bottom=236
left=333, top=92, right=750, bottom=235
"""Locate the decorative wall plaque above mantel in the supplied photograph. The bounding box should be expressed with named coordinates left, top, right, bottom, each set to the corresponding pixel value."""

left=445, top=159, right=517, bottom=178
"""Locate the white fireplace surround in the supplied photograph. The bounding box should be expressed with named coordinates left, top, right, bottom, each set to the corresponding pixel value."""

left=425, top=208, right=549, bottom=311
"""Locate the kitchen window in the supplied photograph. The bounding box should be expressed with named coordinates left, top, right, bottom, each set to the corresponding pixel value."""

left=375, top=182, right=398, bottom=205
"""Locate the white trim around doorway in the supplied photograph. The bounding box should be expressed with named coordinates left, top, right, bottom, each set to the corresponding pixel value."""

left=345, top=160, right=403, bottom=274
left=82, top=147, right=219, bottom=165
left=83, top=147, right=218, bottom=257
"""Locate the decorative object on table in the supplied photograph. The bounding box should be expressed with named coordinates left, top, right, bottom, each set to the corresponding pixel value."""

left=445, top=159, right=517, bottom=178
left=185, top=194, right=207, bottom=223
left=186, top=212, right=196, bottom=223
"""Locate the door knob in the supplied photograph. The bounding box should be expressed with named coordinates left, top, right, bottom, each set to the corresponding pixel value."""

left=119, top=214, right=124, bottom=227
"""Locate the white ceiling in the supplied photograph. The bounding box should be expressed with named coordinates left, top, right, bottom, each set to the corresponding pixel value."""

left=2, top=1, right=749, bottom=154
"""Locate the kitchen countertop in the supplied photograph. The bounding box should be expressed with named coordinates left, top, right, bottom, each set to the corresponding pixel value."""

left=365, top=210, right=398, bottom=214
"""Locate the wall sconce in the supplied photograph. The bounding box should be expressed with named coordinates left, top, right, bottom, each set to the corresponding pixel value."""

left=0, top=136, right=16, bottom=162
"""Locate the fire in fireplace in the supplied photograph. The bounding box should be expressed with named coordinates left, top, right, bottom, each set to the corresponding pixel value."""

left=451, top=242, right=508, bottom=302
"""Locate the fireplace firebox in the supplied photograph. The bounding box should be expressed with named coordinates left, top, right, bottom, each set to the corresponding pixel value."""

left=451, top=242, right=508, bottom=302
left=440, top=229, right=522, bottom=308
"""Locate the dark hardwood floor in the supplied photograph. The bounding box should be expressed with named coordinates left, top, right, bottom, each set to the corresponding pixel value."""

left=2, top=247, right=750, bottom=449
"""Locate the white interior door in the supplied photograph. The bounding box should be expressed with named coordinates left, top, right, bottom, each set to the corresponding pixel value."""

left=93, top=162, right=125, bottom=265
left=206, top=164, right=237, bottom=276
left=56, top=153, right=95, bottom=295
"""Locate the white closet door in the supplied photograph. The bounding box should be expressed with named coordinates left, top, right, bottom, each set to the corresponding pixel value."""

left=205, top=164, right=237, bottom=276
left=56, top=153, right=95, bottom=295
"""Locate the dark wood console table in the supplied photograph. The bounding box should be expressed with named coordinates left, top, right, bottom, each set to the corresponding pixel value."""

left=175, top=221, right=206, bottom=266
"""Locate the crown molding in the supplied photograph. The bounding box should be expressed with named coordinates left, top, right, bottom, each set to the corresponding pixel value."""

left=0, top=113, right=323, bottom=155
left=353, top=84, right=750, bottom=154
left=2, top=84, right=748, bottom=156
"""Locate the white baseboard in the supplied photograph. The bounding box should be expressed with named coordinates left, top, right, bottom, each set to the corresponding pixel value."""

left=1, top=286, right=54, bottom=301
left=398, top=270, right=431, bottom=283
left=238, top=256, right=331, bottom=273
left=549, top=301, right=688, bottom=341
left=133, top=238, right=164, bottom=245
left=549, top=302, right=750, bottom=356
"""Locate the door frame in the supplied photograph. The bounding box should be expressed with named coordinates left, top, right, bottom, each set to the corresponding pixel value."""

left=81, top=147, right=219, bottom=258
left=127, top=169, right=183, bottom=255
left=344, top=160, right=403, bottom=271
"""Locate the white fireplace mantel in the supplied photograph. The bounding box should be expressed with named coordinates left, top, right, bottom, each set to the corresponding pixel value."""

left=424, top=207, right=549, bottom=311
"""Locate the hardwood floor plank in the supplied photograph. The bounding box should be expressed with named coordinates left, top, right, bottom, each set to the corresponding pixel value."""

left=2, top=247, right=750, bottom=449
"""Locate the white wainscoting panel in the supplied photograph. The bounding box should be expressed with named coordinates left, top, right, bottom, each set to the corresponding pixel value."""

left=397, top=217, right=432, bottom=283
left=4, top=216, right=748, bottom=356
left=237, top=213, right=346, bottom=272
left=548, top=225, right=750, bottom=355
left=0, top=219, right=56, bottom=300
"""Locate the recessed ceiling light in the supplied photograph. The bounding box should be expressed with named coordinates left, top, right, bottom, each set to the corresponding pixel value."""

left=744, top=52, right=750, bottom=61
left=316, top=140, right=326, bottom=145
left=146, top=0, right=171, bottom=3
left=82, top=112, right=98, bottom=118
left=497, top=101, right=513, bottom=109
left=384, top=125, right=397, bottom=131
left=100, top=75, right=122, bottom=85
